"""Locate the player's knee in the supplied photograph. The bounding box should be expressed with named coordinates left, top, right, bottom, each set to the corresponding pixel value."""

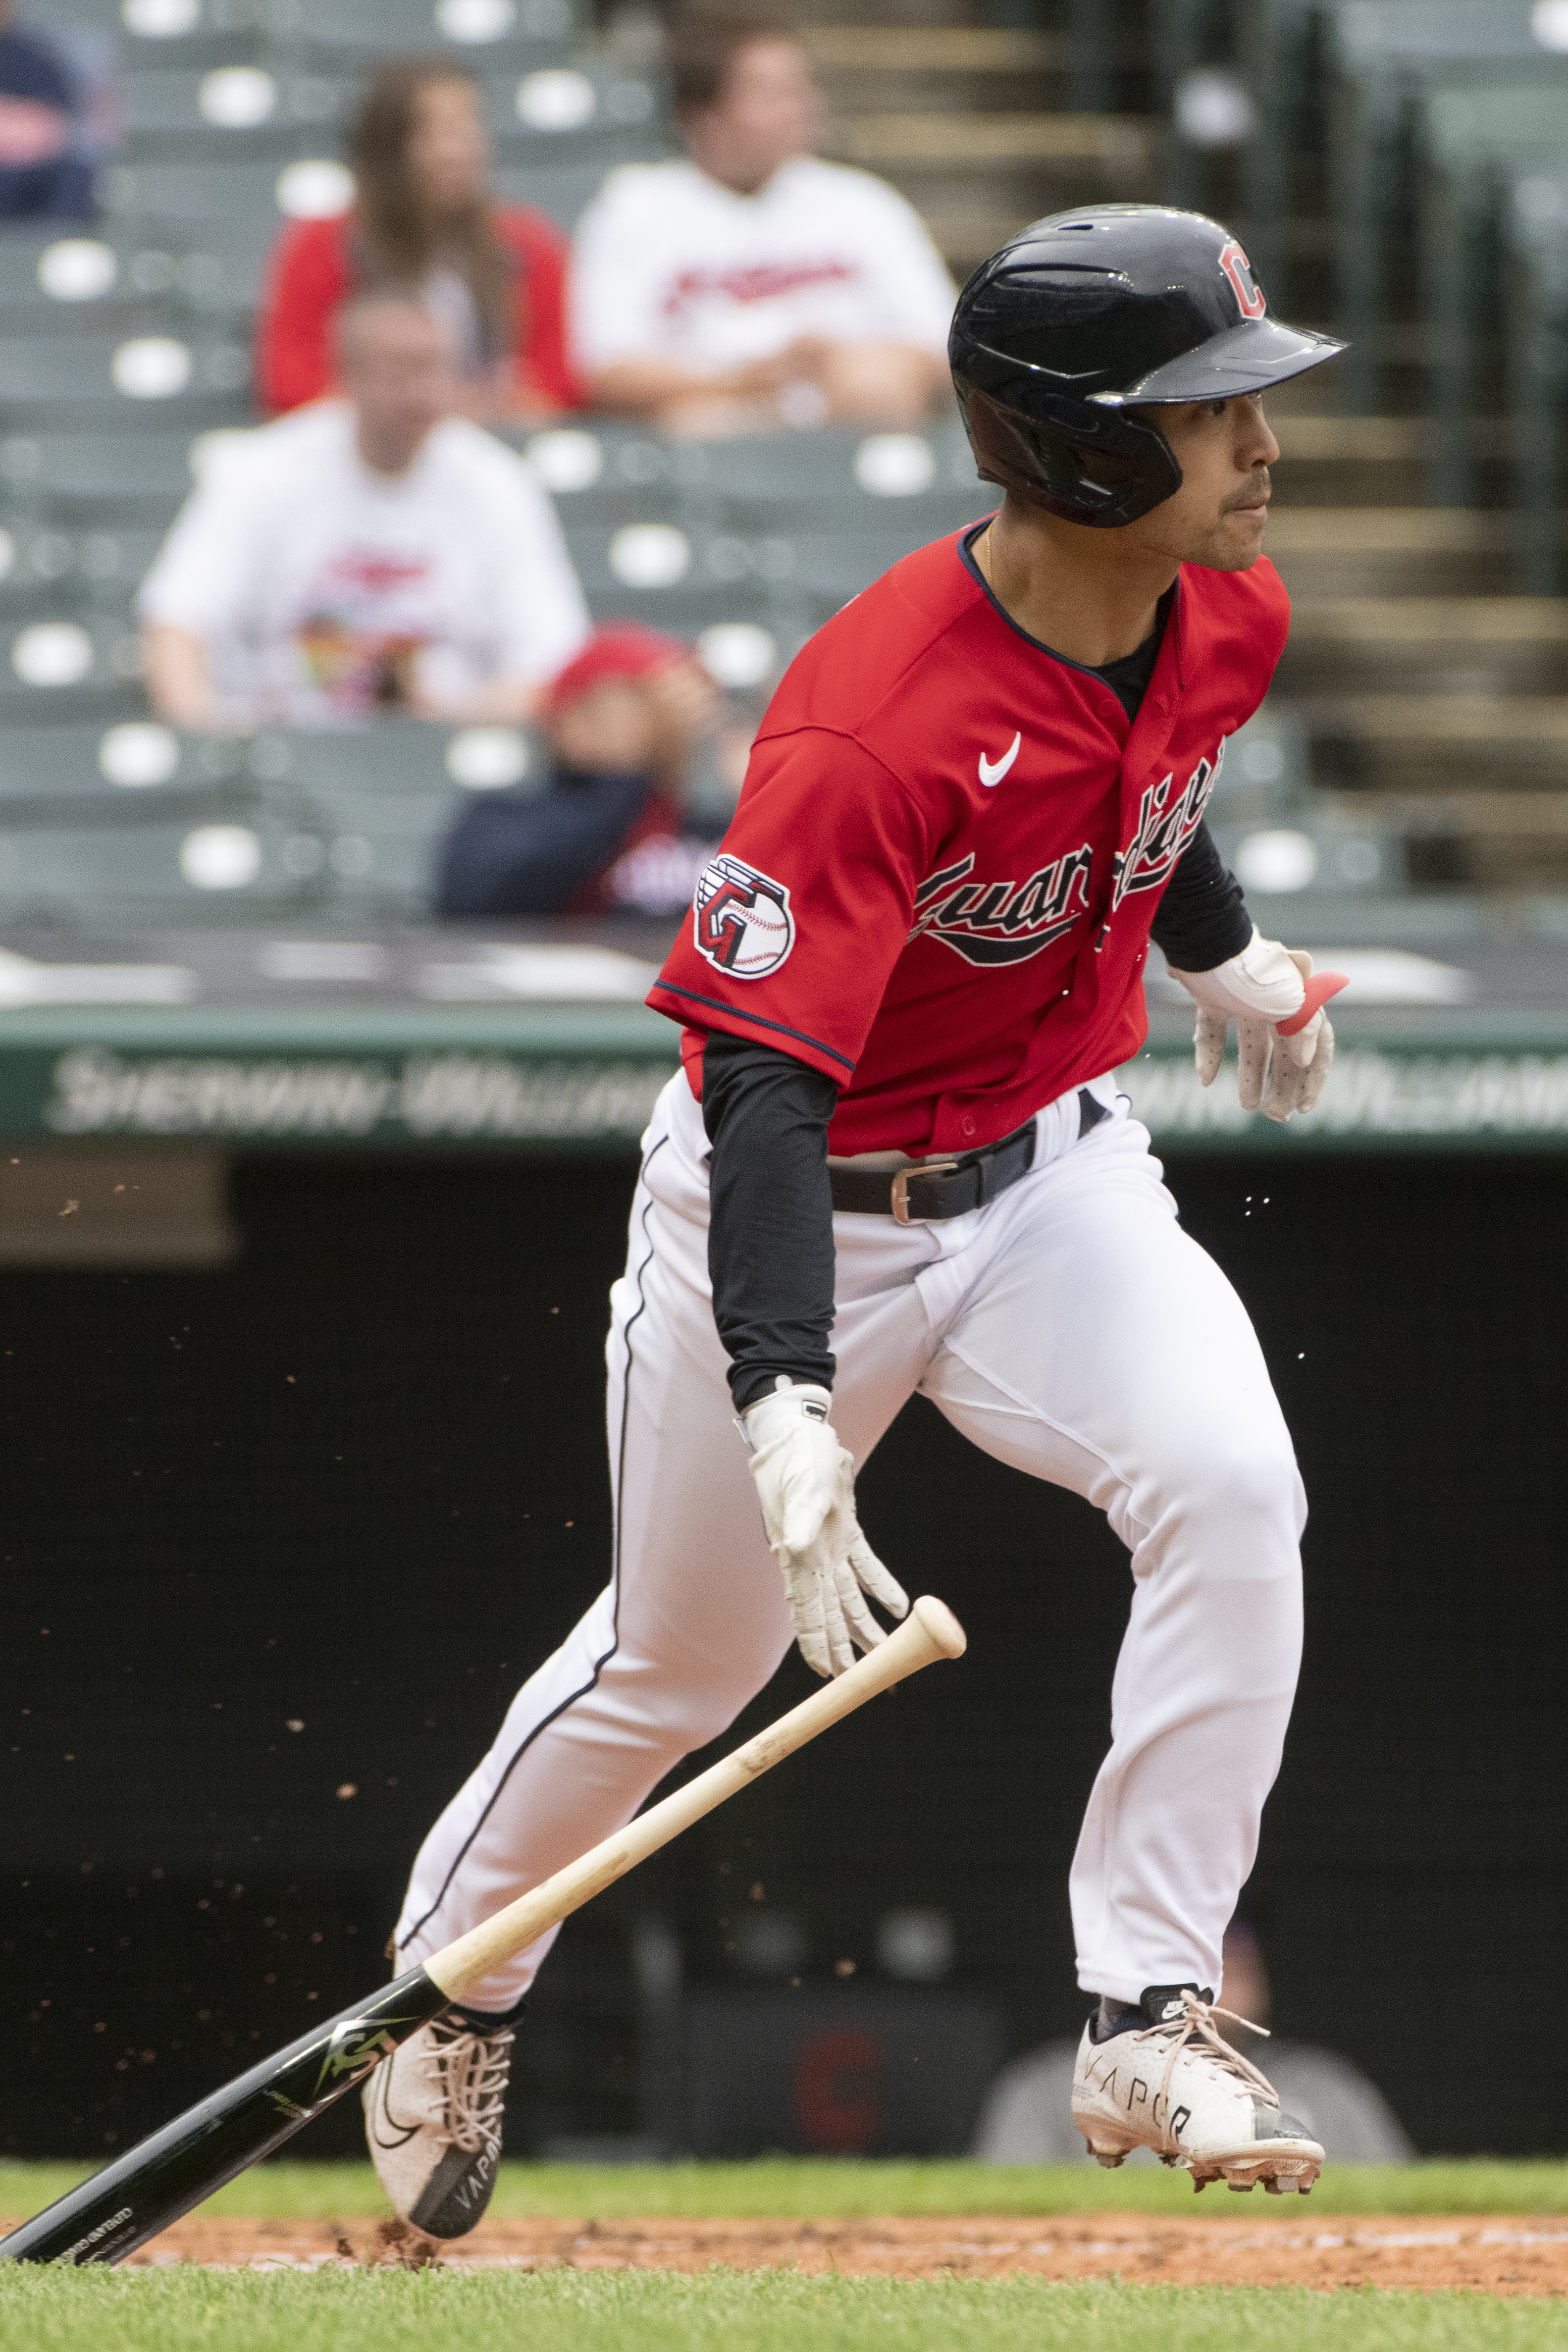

left=1179, top=1426, right=1304, bottom=1556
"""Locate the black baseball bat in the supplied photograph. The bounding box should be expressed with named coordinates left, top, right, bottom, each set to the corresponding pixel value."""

left=0, top=1597, right=965, bottom=2266
left=0, top=1969, right=448, bottom=2265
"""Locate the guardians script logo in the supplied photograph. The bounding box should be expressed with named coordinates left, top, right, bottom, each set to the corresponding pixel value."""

left=692, top=853, right=795, bottom=980
left=1109, top=744, right=1224, bottom=917
left=908, top=843, right=1094, bottom=966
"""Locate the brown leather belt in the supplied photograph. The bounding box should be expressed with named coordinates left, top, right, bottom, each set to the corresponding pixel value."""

left=828, top=1090, right=1110, bottom=1224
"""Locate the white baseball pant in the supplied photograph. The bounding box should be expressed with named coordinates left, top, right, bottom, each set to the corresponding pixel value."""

left=394, top=1067, right=1306, bottom=2014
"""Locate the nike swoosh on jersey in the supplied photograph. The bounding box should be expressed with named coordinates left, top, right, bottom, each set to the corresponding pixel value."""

left=978, top=732, right=1021, bottom=787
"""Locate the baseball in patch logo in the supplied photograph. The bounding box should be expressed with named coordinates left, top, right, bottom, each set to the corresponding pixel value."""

left=692, top=853, right=795, bottom=979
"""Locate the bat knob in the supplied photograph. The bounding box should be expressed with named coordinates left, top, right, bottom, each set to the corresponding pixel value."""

left=911, top=1596, right=967, bottom=1658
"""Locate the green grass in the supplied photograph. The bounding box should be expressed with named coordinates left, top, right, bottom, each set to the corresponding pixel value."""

left=6, top=2157, right=1568, bottom=2224
left=1, top=2272, right=1566, bottom=2352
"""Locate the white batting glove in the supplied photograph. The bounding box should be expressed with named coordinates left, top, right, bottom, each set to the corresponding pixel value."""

left=741, top=1378, right=909, bottom=1679
left=1170, top=928, right=1348, bottom=1124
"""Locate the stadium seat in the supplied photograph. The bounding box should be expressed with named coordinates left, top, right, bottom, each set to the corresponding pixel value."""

left=30, top=0, right=263, bottom=59
left=0, top=331, right=253, bottom=429
left=0, top=813, right=309, bottom=925
left=0, top=613, right=148, bottom=725
left=0, top=523, right=162, bottom=620
left=500, top=421, right=703, bottom=529
left=279, top=0, right=583, bottom=65
left=1414, top=81, right=1568, bottom=510
left=95, top=157, right=326, bottom=314
left=0, top=229, right=191, bottom=339
left=694, top=427, right=995, bottom=539
left=1208, top=808, right=1408, bottom=901
left=564, top=523, right=783, bottom=633
left=1505, top=169, right=1568, bottom=594
left=0, top=718, right=271, bottom=807
left=769, top=528, right=956, bottom=607
left=0, top=430, right=198, bottom=526
left=271, top=725, right=487, bottom=917
left=485, top=57, right=664, bottom=153
left=492, top=158, right=633, bottom=231
left=122, top=65, right=350, bottom=162
left=1324, top=0, right=1568, bottom=409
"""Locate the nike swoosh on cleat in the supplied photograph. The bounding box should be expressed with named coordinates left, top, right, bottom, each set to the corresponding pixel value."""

left=978, top=732, right=1021, bottom=787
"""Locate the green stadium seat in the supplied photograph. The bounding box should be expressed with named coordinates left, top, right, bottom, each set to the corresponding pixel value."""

left=485, top=58, right=664, bottom=152
left=0, top=813, right=308, bottom=925
left=280, top=0, right=582, bottom=63
left=0, top=330, right=253, bottom=428
left=0, top=717, right=272, bottom=806
left=122, top=65, right=351, bottom=162
left=1414, top=81, right=1568, bottom=511
left=1324, top=0, right=1568, bottom=409
left=0, top=429, right=204, bottom=526
left=268, top=724, right=494, bottom=918
left=0, top=229, right=190, bottom=338
left=0, top=613, right=148, bottom=723
left=693, top=426, right=994, bottom=539
left=564, top=522, right=782, bottom=632
left=95, top=157, right=321, bottom=314
left=1505, top=169, right=1568, bottom=594
left=1208, top=808, right=1408, bottom=901
left=492, top=158, right=631, bottom=231
left=0, top=522, right=163, bottom=619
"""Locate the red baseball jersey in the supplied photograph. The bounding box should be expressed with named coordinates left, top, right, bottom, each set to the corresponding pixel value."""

left=649, top=529, right=1289, bottom=1157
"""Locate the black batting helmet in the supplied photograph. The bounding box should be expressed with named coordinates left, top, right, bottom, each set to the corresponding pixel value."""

left=950, top=206, right=1345, bottom=528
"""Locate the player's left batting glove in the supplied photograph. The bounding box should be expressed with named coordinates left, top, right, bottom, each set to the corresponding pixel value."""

left=1169, top=928, right=1349, bottom=1124
left=741, top=1378, right=909, bottom=1679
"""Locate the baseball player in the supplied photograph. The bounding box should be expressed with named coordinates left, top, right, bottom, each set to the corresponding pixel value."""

left=364, top=206, right=1348, bottom=2232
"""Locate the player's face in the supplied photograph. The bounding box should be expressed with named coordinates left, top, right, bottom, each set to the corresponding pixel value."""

left=1125, top=394, right=1280, bottom=571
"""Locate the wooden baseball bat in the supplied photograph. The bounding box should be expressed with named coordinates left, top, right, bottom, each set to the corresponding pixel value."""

left=0, top=1596, right=966, bottom=2267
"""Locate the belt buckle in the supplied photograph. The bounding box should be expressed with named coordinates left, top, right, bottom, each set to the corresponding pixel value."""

left=890, top=1159, right=960, bottom=1225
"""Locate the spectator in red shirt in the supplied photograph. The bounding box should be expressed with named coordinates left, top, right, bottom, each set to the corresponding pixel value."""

left=257, top=56, right=580, bottom=421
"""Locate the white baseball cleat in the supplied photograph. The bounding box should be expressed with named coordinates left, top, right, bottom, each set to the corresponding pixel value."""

left=362, top=2011, right=515, bottom=2238
left=1071, top=1985, right=1324, bottom=2194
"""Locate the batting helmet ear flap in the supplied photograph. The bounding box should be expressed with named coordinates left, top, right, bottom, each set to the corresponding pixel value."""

left=957, top=381, right=1184, bottom=529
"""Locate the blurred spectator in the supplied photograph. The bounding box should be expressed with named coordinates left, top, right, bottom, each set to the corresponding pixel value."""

left=0, top=0, right=118, bottom=221
left=572, top=11, right=955, bottom=436
left=140, top=291, right=589, bottom=732
left=437, top=622, right=732, bottom=916
left=971, top=1920, right=1415, bottom=2165
left=257, top=57, right=579, bottom=421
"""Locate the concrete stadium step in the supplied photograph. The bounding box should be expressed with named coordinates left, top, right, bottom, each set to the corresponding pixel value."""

left=1264, top=509, right=1522, bottom=599
left=831, top=110, right=1150, bottom=170
left=1278, top=599, right=1568, bottom=697
left=1270, top=416, right=1512, bottom=509
left=1302, top=693, right=1568, bottom=794
left=822, top=111, right=1154, bottom=267
left=801, top=27, right=1064, bottom=73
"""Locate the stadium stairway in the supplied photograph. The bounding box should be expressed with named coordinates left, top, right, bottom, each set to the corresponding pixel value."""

left=1260, top=391, right=1568, bottom=895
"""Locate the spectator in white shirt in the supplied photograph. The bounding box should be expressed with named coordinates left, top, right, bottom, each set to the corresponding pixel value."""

left=140, top=291, right=590, bottom=732
left=571, top=11, right=956, bottom=437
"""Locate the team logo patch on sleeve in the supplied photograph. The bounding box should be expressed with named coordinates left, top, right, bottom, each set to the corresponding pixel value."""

left=692, top=853, right=796, bottom=980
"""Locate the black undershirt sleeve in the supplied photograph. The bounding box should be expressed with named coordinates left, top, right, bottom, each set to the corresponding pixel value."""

left=1149, top=819, right=1253, bottom=973
left=702, top=1029, right=838, bottom=1412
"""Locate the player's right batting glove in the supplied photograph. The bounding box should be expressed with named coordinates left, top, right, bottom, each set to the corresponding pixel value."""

left=1169, top=928, right=1348, bottom=1124
left=741, top=1378, right=909, bottom=1679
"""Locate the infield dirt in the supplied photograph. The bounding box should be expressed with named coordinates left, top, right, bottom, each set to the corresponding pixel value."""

left=9, top=2212, right=1568, bottom=2295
